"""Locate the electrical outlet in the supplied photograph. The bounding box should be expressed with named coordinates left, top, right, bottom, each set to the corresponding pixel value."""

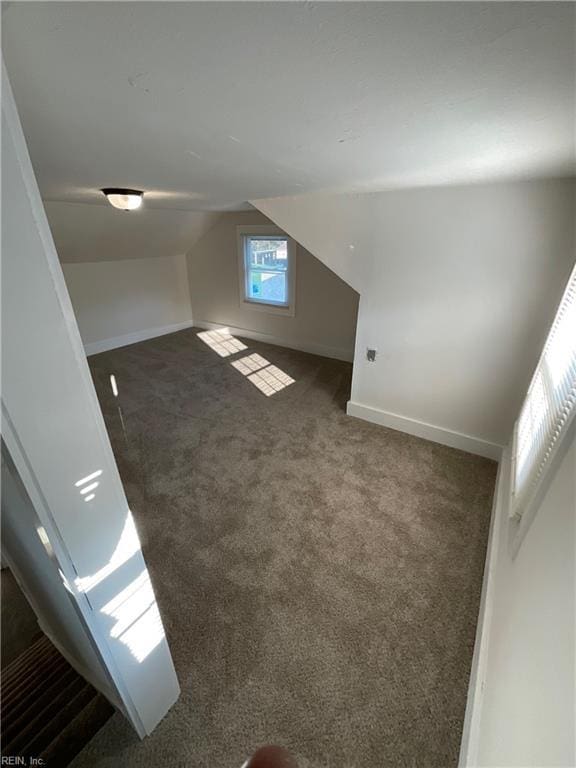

left=366, top=348, right=377, bottom=362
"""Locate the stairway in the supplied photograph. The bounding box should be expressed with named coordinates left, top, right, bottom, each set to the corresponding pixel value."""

left=1, top=634, right=114, bottom=767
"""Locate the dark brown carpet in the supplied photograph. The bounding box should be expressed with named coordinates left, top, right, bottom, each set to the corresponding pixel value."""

left=72, top=327, right=496, bottom=768
left=1, top=634, right=114, bottom=765
left=1, top=569, right=39, bottom=669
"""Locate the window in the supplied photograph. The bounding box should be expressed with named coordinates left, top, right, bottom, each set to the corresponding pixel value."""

left=237, top=226, right=296, bottom=316
left=511, top=263, right=576, bottom=519
left=245, top=237, right=288, bottom=305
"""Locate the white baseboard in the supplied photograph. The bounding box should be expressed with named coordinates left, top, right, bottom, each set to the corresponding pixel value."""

left=195, top=320, right=354, bottom=362
left=458, top=449, right=509, bottom=766
left=346, top=401, right=503, bottom=460
left=84, top=320, right=194, bottom=356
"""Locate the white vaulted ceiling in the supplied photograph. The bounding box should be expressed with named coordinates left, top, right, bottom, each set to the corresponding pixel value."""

left=43, top=201, right=220, bottom=263
left=3, top=1, right=574, bottom=215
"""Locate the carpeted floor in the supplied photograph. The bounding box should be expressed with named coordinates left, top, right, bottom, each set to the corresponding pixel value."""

left=72, top=327, right=496, bottom=768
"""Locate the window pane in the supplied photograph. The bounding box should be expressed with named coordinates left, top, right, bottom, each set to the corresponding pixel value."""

left=247, top=238, right=288, bottom=271
left=244, top=236, right=289, bottom=305
left=511, top=262, right=576, bottom=518
left=247, top=269, right=287, bottom=304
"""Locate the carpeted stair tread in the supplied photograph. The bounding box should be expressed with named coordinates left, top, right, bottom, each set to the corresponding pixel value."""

left=2, top=650, right=71, bottom=718
left=1, top=639, right=57, bottom=702
left=18, top=683, right=100, bottom=760
left=39, top=693, right=115, bottom=768
left=1, top=634, right=52, bottom=690
left=1, top=635, right=114, bottom=767
left=3, top=665, right=83, bottom=749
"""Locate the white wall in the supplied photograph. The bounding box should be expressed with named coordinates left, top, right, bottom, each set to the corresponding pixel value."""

left=461, top=431, right=575, bottom=767
left=187, top=210, right=359, bottom=362
left=63, top=254, right=193, bottom=355
left=255, top=179, right=575, bottom=456
left=2, top=61, right=179, bottom=736
left=1, top=447, right=120, bottom=709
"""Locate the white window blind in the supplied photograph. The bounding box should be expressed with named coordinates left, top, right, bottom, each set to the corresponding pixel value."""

left=511, top=263, right=576, bottom=518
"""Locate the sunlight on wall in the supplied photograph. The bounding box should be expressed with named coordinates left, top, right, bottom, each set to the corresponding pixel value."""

left=80, top=481, right=99, bottom=495
left=67, top=506, right=165, bottom=663
left=74, top=513, right=141, bottom=593
left=75, top=469, right=103, bottom=504
left=75, top=469, right=102, bottom=486
left=36, top=526, right=54, bottom=558
left=197, top=328, right=247, bottom=357
left=59, top=568, right=74, bottom=595
left=101, top=569, right=164, bottom=663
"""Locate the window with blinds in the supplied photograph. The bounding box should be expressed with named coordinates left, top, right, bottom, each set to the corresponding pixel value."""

left=511, top=263, right=576, bottom=518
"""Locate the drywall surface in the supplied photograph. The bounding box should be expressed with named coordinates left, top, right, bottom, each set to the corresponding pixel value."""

left=254, top=194, right=372, bottom=295
left=63, top=254, right=193, bottom=353
left=1, top=447, right=120, bottom=708
left=465, top=434, right=575, bottom=767
left=255, top=178, right=576, bottom=448
left=2, top=62, right=179, bottom=736
left=45, top=200, right=219, bottom=263
left=187, top=211, right=359, bottom=361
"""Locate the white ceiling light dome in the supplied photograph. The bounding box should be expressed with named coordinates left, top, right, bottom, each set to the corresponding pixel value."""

left=101, top=188, right=144, bottom=211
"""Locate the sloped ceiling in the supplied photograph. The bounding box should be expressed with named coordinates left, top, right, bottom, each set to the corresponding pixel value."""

left=254, top=192, right=374, bottom=294
left=3, top=2, right=574, bottom=213
left=44, top=202, right=220, bottom=263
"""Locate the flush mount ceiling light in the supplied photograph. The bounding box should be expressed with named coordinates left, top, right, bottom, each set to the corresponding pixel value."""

left=101, top=188, right=144, bottom=211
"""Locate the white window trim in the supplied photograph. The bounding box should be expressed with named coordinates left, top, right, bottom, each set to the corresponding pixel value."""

left=509, top=417, right=575, bottom=558
left=237, top=225, right=296, bottom=317
left=508, top=262, right=576, bottom=554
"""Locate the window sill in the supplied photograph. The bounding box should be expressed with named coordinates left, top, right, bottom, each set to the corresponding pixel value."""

left=240, top=298, right=295, bottom=317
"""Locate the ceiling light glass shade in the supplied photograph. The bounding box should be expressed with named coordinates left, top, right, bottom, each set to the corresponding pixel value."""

left=101, top=188, right=144, bottom=211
